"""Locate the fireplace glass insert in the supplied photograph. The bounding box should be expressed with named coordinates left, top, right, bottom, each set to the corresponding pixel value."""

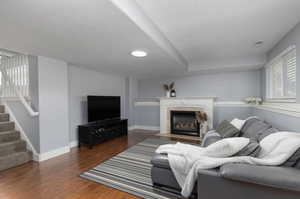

left=170, top=110, right=200, bottom=136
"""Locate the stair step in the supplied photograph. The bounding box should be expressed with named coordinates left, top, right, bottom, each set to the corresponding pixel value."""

left=0, top=113, right=9, bottom=122
left=0, top=131, right=20, bottom=143
left=0, top=140, right=26, bottom=157
left=0, top=121, right=15, bottom=132
left=0, top=105, right=4, bottom=113
left=0, top=151, right=32, bottom=171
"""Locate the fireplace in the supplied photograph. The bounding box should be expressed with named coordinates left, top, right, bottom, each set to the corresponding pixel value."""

left=170, top=110, right=200, bottom=136
left=160, top=97, right=214, bottom=137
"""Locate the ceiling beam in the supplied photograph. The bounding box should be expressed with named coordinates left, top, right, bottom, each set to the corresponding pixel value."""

left=110, top=0, right=188, bottom=69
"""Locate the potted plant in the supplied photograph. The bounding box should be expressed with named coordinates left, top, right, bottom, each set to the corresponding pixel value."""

left=163, top=82, right=175, bottom=98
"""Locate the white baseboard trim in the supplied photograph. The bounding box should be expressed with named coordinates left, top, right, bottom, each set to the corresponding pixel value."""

left=34, top=141, right=78, bottom=162
left=129, top=125, right=160, bottom=131
left=69, top=140, right=78, bottom=148
left=128, top=126, right=136, bottom=130
left=37, top=145, right=70, bottom=162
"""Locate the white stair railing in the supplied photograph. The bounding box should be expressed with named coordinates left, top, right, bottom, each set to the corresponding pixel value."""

left=0, top=55, right=39, bottom=117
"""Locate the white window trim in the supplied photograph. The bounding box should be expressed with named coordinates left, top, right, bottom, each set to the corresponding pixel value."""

left=265, top=45, right=296, bottom=102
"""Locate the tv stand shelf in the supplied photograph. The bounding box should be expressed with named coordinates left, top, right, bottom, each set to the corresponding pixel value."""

left=78, top=119, right=128, bottom=149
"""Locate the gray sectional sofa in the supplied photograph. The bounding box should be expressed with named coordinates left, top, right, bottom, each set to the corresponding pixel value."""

left=151, top=118, right=300, bottom=199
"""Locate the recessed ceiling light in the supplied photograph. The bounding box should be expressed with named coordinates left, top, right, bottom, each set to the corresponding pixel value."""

left=131, top=50, right=147, bottom=57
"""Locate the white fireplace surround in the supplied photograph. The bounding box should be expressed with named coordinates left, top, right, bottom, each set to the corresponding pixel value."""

left=160, top=97, right=215, bottom=135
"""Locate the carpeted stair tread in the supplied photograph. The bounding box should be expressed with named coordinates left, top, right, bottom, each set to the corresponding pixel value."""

left=0, top=151, right=32, bottom=171
left=0, top=121, right=15, bottom=132
left=0, top=130, right=20, bottom=143
left=0, top=113, right=9, bottom=122
left=0, top=140, right=26, bottom=157
left=0, top=105, right=32, bottom=171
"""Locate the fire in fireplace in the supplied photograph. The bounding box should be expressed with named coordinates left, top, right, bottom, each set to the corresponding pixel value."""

left=170, top=110, right=200, bottom=136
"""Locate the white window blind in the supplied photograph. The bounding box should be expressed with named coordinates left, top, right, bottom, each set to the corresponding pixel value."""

left=266, top=46, right=296, bottom=100
left=284, top=48, right=296, bottom=97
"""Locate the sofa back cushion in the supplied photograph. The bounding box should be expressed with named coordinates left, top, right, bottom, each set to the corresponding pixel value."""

left=216, top=120, right=240, bottom=138
left=257, top=127, right=279, bottom=141
left=235, top=138, right=261, bottom=157
left=240, top=118, right=272, bottom=141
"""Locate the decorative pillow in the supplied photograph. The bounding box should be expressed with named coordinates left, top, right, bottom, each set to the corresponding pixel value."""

left=282, top=148, right=300, bottom=167
left=240, top=118, right=272, bottom=141
left=257, top=127, right=278, bottom=142
left=216, top=120, right=240, bottom=138
left=230, top=118, right=246, bottom=130
left=201, top=130, right=222, bottom=147
left=235, top=138, right=261, bottom=157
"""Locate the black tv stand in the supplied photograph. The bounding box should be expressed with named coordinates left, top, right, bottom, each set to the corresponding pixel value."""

left=78, top=119, right=128, bottom=149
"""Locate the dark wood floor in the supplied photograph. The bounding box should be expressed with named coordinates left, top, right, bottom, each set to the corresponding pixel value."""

left=0, top=131, right=197, bottom=199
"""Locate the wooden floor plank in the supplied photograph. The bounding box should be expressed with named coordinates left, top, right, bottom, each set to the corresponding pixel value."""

left=0, top=131, right=198, bottom=199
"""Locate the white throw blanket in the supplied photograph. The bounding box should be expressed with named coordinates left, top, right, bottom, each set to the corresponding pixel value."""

left=156, top=132, right=300, bottom=197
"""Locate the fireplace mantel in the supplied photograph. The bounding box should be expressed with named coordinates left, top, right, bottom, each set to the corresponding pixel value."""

left=159, top=97, right=214, bottom=135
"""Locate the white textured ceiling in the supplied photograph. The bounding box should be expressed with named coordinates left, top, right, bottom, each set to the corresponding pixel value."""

left=0, top=0, right=300, bottom=77
left=137, top=0, right=300, bottom=71
left=0, top=0, right=182, bottom=76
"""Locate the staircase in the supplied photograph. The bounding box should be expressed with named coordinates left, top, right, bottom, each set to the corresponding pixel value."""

left=0, top=105, right=32, bottom=171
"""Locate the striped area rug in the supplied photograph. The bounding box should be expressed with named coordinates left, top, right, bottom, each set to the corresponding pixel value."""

left=80, top=138, right=183, bottom=199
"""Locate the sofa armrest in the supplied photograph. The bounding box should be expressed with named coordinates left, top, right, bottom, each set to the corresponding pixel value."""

left=220, top=163, right=300, bottom=192
left=198, top=168, right=220, bottom=177
left=150, top=153, right=170, bottom=169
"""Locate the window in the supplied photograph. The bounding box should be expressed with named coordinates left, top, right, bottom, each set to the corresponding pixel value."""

left=266, top=46, right=296, bottom=100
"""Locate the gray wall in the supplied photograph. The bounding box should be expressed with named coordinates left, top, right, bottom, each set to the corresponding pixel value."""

left=138, top=70, right=261, bottom=101
left=214, top=107, right=253, bottom=127
left=134, top=106, right=160, bottom=127
left=134, top=105, right=253, bottom=128
left=7, top=101, right=40, bottom=152
left=38, top=56, right=69, bottom=153
left=128, top=77, right=138, bottom=126
left=68, top=65, right=126, bottom=143
left=252, top=108, right=300, bottom=132
left=266, top=22, right=300, bottom=102
left=132, top=70, right=262, bottom=128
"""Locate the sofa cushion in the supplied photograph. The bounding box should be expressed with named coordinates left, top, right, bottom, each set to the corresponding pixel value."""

left=235, top=138, right=261, bottom=157
left=230, top=118, right=246, bottom=130
left=151, top=153, right=170, bottom=169
left=240, top=118, right=272, bottom=140
left=257, top=127, right=279, bottom=141
left=201, top=130, right=222, bottom=147
left=151, top=166, right=181, bottom=190
left=216, top=120, right=240, bottom=138
left=282, top=148, right=300, bottom=167
left=220, top=163, right=300, bottom=192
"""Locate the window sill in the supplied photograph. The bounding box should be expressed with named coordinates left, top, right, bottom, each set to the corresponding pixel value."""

left=264, top=98, right=296, bottom=103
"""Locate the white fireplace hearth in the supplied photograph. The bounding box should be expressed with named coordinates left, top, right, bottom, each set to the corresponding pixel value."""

left=159, top=97, right=215, bottom=136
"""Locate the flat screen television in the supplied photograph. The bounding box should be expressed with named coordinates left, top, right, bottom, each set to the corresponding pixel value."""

left=87, top=96, right=120, bottom=122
